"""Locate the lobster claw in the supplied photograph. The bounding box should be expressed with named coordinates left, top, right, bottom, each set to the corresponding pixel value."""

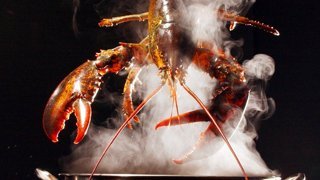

left=43, top=46, right=134, bottom=144
left=43, top=61, right=102, bottom=144
left=156, top=87, right=250, bottom=164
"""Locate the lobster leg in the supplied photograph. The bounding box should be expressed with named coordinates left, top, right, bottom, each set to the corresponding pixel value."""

left=123, top=65, right=143, bottom=129
left=173, top=123, right=218, bottom=164
left=43, top=43, right=148, bottom=144
left=217, top=9, right=280, bottom=36
left=121, top=38, right=150, bottom=129
left=99, top=12, right=149, bottom=27
left=155, top=109, right=209, bottom=129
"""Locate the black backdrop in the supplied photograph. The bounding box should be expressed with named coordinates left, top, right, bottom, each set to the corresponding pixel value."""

left=1, top=0, right=320, bottom=179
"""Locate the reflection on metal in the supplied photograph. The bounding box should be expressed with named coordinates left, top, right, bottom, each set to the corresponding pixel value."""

left=58, top=173, right=306, bottom=180
left=35, top=168, right=58, bottom=180
left=283, top=173, right=306, bottom=180
left=58, top=173, right=278, bottom=180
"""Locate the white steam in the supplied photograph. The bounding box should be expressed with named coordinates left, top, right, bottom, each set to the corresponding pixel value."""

left=243, top=54, right=276, bottom=123
left=61, top=0, right=277, bottom=177
left=243, top=54, right=275, bottom=80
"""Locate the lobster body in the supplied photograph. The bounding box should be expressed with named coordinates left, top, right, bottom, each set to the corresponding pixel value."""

left=149, top=0, right=193, bottom=82
left=42, top=1, right=279, bottom=178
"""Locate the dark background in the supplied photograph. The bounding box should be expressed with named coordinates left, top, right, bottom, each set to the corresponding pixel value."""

left=1, top=0, right=320, bottom=179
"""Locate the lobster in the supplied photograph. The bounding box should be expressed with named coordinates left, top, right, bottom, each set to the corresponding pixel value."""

left=42, top=0, right=279, bottom=179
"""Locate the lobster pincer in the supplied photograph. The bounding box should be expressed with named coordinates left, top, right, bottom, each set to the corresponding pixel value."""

left=42, top=45, right=140, bottom=144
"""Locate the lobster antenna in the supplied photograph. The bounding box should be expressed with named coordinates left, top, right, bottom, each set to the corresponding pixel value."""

left=173, top=89, right=181, bottom=124
left=180, top=82, right=248, bottom=180
left=169, top=87, right=175, bottom=126
left=72, top=0, right=80, bottom=36
left=89, top=85, right=163, bottom=180
left=169, top=78, right=181, bottom=126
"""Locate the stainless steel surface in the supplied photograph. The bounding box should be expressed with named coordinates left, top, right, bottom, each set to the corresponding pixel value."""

left=58, top=173, right=279, bottom=180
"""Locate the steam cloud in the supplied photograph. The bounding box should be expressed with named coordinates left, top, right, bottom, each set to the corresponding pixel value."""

left=61, top=0, right=277, bottom=177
